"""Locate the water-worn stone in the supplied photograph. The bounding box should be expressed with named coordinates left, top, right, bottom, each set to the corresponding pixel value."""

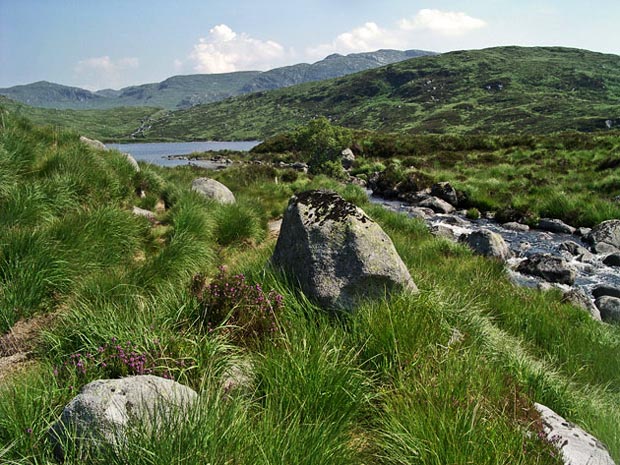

left=430, top=182, right=458, bottom=207
left=516, top=254, right=577, bottom=285
left=80, top=135, right=108, bottom=151
left=592, top=285, right=620, bottom=299
left=418, top=196, right=455, bottom=214
left=459, top=229, right=511, bottom=260
left=535, top=403, right=615, bottom=465
left=271, top=190, right=417, bottom=311
left=561, top=289, right=601, bottom=321
left=502, top=222, right=530, bottom=232
left=404, top=206, right=435, bottom=220
left=559, top=241, right=594, bottom=262
left=537, top=218, right=576, bottom=235
left=49, top=375, right=197, bottom=461
left=603, top=253, right=620, bottom=267
left=586, top=219, right=620, bottom=254
left=191, top=178, right=236, bottom=204
left=595, top=296, right=620, bottom=324
left=575, top=227, right=592, bottom=237
left=341, top=148, right=355, bottom=170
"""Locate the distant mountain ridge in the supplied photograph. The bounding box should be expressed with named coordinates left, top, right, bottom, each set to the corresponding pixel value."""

left=0, top=49, right=435, bottom=110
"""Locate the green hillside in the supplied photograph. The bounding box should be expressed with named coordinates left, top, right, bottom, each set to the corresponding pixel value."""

left=0, top=96, right=162, bottom=141
left=141, top=46, right=620, bottom=140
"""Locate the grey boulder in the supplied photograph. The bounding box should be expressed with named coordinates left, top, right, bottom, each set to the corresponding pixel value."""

left=271, top=190, right=417, bottom=311
left=595, top=296, right=620, bottom=324
left=535, top=403, right=615, bottom=465
left=418, top=196, right=455, bottom=214
left=430, top=182, right=458, bottom=207
left=559, top=241, right=594, bottom=262
left=592, top=285, right=620, bottom=299
left=341, top=148, right=355, bottom=170
left=459, top=229, right=511, bottom=260
left=49, top=375, right=197, bottom=461
left=121, top=152, right=140, bottom=172
left=191, top=178, right=236, bottom=204
left=603, top=253, right=620, bottom=267
left=586, top=219, right=620, bottom=254
left=561, top=289, right=601, bottom=321
left=79, top=135, right=108, bottom=151
left=502, top=222, right=530, bottom=232
left=537, top=218, right=576, bottom=235
left=516, top=254, right=577, bottom=285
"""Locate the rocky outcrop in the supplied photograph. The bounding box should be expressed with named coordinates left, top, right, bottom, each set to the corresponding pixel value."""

left=459, top=229, right=511, bottom=260
left=595, top=296, right=620, bottom=324
left=535, top=403, right=615, bottom=465
left=586, top=220, right=620, bottom=254
left=49, top=375, right=197, bottom=461
left=132, top=206, right=157, bottom=222
left=537, top=218, right=576, bottom=235
left=271, top=190, right=417, bottom=311
left=516, top=254, right=577, bottom=285
left=191, top=178, right=236, bottom=204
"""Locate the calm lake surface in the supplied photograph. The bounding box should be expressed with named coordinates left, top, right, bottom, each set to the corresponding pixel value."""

left=106, top=141, right=261, bottom=167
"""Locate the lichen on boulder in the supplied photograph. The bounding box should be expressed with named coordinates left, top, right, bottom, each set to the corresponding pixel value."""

left=271, top=190, right=417, bottom=311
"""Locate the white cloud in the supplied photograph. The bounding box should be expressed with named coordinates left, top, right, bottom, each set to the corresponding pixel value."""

left=307, top=10, right=486, bottom=60
left=74, top=56, right=139, bottom=90
left=399, top=9, right=487, bottom=36
left=186, top=24, right=289, bottom=73
left=307, top=22, right=400, bottom=59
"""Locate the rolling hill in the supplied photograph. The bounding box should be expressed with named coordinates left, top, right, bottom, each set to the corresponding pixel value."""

left=139, top=46, right=620, bottom=140
left=0, top=49, right=433, bottom=110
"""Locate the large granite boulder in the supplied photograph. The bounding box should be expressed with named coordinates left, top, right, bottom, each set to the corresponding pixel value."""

left=595, top=296, right=620, bottom=324
left=49, top=375, right=197, bottom=461
left=586, top=220, right=620, bottom=254
left=459, top=229, right=511, bottom=260
left=121, top=152, right=140, bottom=172
left=535, top=403, right=615, bottom=465
left=341, top=148, right=355, bottom=170
left=561, top=289, right=601, bottom=321
left=516, top=254, right=577, bottom=285
left=191, top=178, right=235, bottom=204
left=271, top=190, right=417, bottom=311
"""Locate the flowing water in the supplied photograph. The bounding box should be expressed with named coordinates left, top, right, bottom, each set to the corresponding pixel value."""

left=368, top=193, right=620, bottom=299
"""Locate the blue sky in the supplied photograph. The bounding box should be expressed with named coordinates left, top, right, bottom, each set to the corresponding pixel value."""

left=1, top=0, right=619, bottom=90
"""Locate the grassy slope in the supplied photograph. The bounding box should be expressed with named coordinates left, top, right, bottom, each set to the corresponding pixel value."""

left=0, top=114, right=618, bottom=463
left=142, top=46, right=620, bottom=140
left=0, top=96, right=162, bottom=141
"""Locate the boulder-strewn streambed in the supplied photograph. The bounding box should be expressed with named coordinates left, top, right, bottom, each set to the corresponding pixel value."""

left=367, top=190, right=620, bottom=323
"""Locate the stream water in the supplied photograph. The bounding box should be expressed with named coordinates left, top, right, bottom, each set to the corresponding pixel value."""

left=368, top=193, right=620, bottom=300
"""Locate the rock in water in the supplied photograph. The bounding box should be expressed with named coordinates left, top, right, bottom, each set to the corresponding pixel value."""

left=535, top=403, right=615, bottom=465
left=516, top=254, right=577, bottom=285
left=49, top=375, right=197, bottom=461
left=418, top=196, right=455, bottom=214
left=191, top=178, right=236, bottom=204
left=537, top=218, right=576, bottom=235
left=586, top=219, right=620, bottom=254
left=459, top=229, right=511, bottom=260
left=271, top=190, right=417, bottom=311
